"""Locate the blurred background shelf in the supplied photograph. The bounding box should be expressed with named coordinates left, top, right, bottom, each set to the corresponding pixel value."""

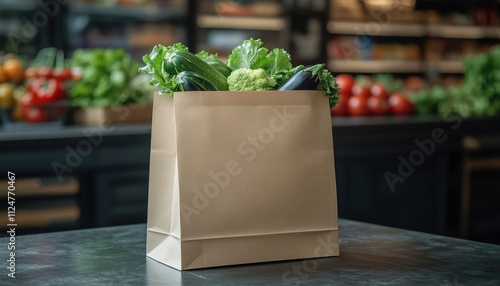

left=328, top=60, right=424, bottom=73
left=327, top=21, right=426, bottom=37
left=0, top=204, right=80, bottom=229
left=64, top=1, right=189, bottom=59
left=0, top=177, right=78, bottom=198
left=0, top=175, right=80, bottom=234
left=327, top=21, right=500, bottom=39
left=427, top=25, right=500, bottom=39
left=0, top=1, right=37, bottom=12
left=68, top=3, right=186, bottom=21
left=428, top=60, right=464, bottom=73
left=197, top=15, right=286, bottom=31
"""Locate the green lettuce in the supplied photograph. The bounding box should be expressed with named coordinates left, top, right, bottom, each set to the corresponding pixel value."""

left=226, top=38, right=294, bottom=86
left=138, top=43, right=189, bottom=97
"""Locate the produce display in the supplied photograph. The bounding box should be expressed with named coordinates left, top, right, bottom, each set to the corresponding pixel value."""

left=0, top=54, right=25, bottom=122
left=21, top=48, right=74, bottom=123
left=0, top=48, right=75, bottom=124
left=1, top=55, right=24, bottom=84
left=2, top=40, right=499, bottom=128
left=139, top=38, right=340, bottom=108
left=0, top=47, right=151, bottom=126
left=331, top=74, right=414, bottom=117
left=411, top=46, right=500, bottom=118
left=68, top=49, right=151, bottom=108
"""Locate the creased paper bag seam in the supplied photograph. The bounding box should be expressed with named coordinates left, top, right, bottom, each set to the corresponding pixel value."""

left=179, top=228, right=339, bottom=242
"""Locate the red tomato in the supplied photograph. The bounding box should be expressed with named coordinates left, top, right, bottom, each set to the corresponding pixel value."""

left=347, top=95, right=370, bottom=116
left=31, top=78, right=67, bottom=104
left=52, top=68, right=73, bottom=81
left=367, top=96, right=390, bottom=116
left=24, top=106, right=48, bottom=123
left=20, top=93, right=48, bottom=123
left=370, top=83, right=389, bottom=100
left=336, top=74, right=354, bottom=95
left=330, top=93, right=350, bottom=116
left=37, top=67, right=53, bottom=79
left=388, top=93, right=415, bottom=115
left=351, top=84, right=371, bottom=99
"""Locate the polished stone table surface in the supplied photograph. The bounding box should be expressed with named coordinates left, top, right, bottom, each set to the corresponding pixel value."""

left=2, top=219, right=499, bottom=286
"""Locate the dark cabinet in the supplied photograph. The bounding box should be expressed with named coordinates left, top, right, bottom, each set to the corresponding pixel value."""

left=333, top=116, right=500, bottom=244
left=0, top=125, right=151, bottom=234
left=94, top=169, right=149, bottom=226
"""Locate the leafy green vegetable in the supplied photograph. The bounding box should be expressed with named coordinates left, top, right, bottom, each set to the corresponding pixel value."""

left=139, top=43, right=228, bottom=96
left=227, top=38, right=271, bottom=70
left=409, top=86, right=447, bottom=115
left=68, top=48, right=149, bottom=108
left=226, top=38, right=295, bottom=87
left=195, top=50, right=218, bottom=60
left=264, top=48, right=293, bottom=86
left=227, top=68, right=277, bottom=91
left=226, top=39, right=338, bottom=106
left=138, top=44, right=190, bottom=97
left=305, top=64, right=340, bottom=108
left=138, top=39, right=339, bottom=107
left=373, top=74, right=404, bottom=93
left=410, top=46, right=500, bottom=118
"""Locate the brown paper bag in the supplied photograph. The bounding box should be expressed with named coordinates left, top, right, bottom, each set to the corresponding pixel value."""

left=146, top=91, right=339, bottom=270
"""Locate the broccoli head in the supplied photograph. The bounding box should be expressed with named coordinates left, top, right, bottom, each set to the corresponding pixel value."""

left=227, top=68, right=277, bottom=91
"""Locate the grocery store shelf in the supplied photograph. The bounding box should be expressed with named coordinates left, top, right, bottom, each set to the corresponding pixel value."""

left=68, top=3, right=185, bottom=21
left=0, top=1, right=37, bottom=12
left=427, top=25, right=500, bottom=39
left=327, top=21, right=426, bottom=37
left=327, top=21, right=500, bottom=39
left=428, top=60, right=464, bottom=73
left=328, top=60, right=423, bottom=73
left=197, top=15, right=285, bottom=31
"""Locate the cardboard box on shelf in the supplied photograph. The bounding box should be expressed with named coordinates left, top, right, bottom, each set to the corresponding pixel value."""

left=72, top=103, right=152, bottom=126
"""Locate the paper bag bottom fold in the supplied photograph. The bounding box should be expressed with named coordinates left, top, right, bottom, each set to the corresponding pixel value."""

left=147, top=229, right=339, bottom=270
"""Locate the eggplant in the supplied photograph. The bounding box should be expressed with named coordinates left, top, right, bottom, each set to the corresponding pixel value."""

left=278, top=68, right=320, bottom=91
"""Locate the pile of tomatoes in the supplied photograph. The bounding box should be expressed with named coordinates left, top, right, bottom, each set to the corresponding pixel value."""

left=331, top=74, right=415, bottom=117
left=0, top=49, right=79, bottom=124
left=20, top=49, right=77, bottom=123
left=21, top=78, right=69, bottom=123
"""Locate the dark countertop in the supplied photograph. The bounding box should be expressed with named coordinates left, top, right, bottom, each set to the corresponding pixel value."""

left=2, top=219, right=499, bottom=286
left=0, top=124, right=152, bottom=142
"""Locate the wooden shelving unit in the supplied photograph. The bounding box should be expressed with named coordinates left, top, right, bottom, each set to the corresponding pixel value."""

left=326, top=0, right=500, bottom=75
left=68, top=3, right=186, bottom=21
left=197, top=15, right=285, bottom=31
left=327, top=21, right=426, bottom=37
left=427, top=25, right=500, bottom=39
left=428, top=60, right=464, bottom=73
left=0, top=177, right=80, bottom=232
left=328, top=60, right=424, bottom=73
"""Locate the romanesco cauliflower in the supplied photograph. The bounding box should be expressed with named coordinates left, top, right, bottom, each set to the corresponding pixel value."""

left=227, top=68, right=276, bottom=91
